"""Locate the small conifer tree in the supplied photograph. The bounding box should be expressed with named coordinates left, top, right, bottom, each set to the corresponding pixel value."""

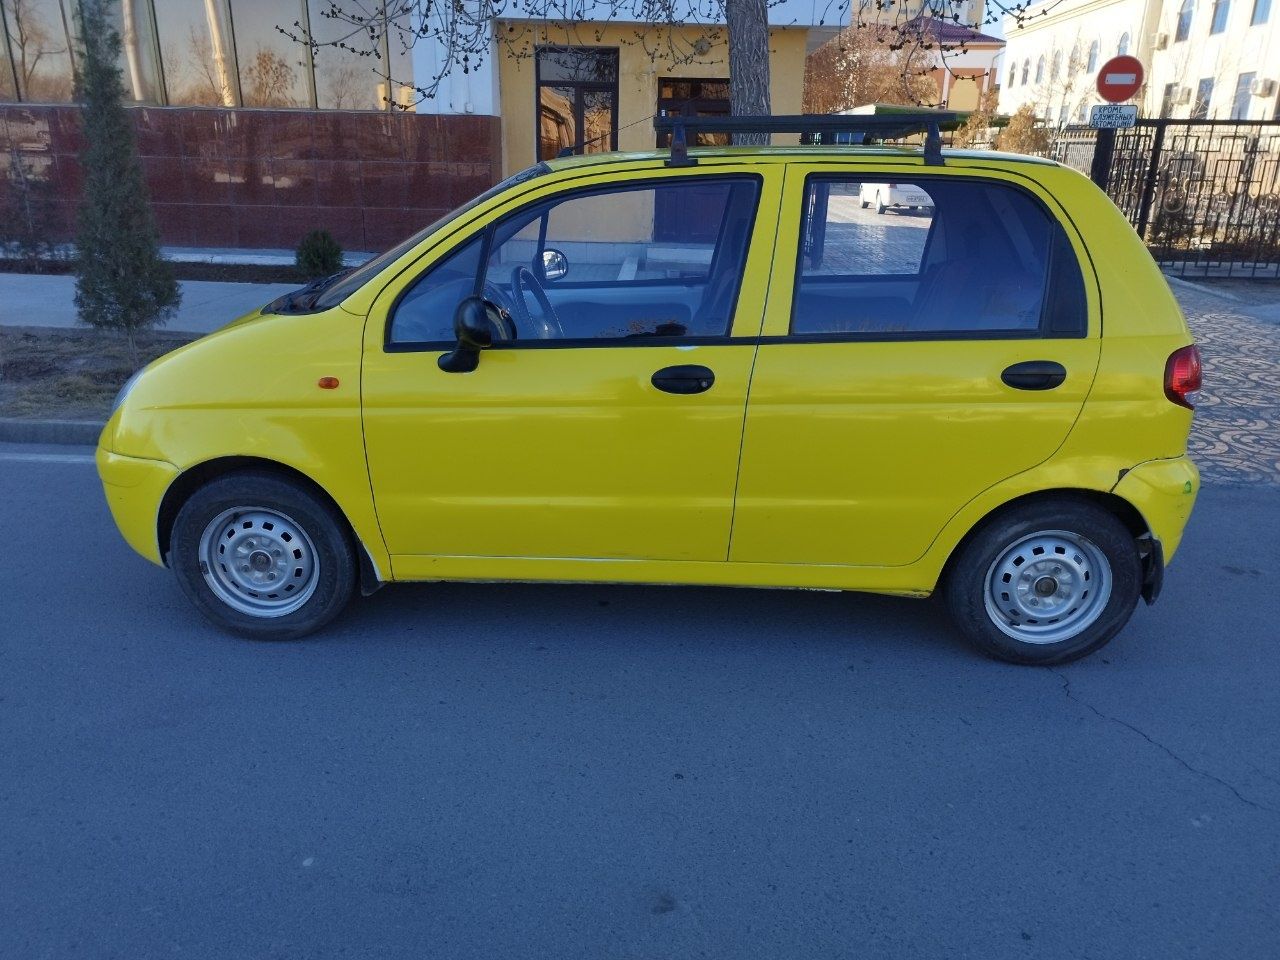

left=73, top=0, right=179, bottom=363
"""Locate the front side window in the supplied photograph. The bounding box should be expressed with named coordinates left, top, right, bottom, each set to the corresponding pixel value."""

left=389, top=176, right=761, bottom=345
left=535, top=47, right=618, bottom=161
left=792, top=177, right=1087, bottom=339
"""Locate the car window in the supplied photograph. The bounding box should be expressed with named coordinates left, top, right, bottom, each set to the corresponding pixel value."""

left=792, top=177, right=1087, bottom=339
left=386, top=175, right=761, bottom=347
left=481, top=177, right=760, bottom=341
left=387, top=234, right=484, bottom=344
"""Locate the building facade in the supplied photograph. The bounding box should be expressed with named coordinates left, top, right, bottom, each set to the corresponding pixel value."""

left=0, top=0, right=835, bottom=249
left=997, top=0, right=1278, bottom=122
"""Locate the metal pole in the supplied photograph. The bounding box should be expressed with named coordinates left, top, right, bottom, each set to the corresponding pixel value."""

left=1090, top=126, right=1116, bottom=189
left=1135, top=120, right=1168, bottom=240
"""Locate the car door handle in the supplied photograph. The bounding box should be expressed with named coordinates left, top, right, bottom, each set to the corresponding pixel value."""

left=1001, top=360, right=1067, bottom=391
left=651, top=365, right=715, bottom=395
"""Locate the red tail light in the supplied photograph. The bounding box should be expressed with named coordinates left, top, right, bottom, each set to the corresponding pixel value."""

left=1165, top=345, right=1202, bottom=409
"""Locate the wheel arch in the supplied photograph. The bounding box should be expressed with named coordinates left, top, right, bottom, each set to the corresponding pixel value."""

left=938, top=487, right=1151, bottom=586
left=157, top=456, right=384, bottom=594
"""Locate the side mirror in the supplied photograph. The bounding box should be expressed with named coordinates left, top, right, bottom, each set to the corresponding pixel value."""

left=438, top=297, right=497, bottom=373
left=541, top=248, right=569, bottom=282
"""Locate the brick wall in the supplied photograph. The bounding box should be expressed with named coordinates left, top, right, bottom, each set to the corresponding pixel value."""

left=0, top=105, right=503, bottom=252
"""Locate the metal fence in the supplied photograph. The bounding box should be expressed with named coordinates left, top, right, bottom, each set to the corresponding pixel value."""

left=1050, top=119, right=1280, bottom=279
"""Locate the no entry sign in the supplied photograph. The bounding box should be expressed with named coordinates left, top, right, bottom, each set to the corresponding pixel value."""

left=1096, top=55, right=1145, bottom=103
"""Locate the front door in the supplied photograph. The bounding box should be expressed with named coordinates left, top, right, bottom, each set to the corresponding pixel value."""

left=361, top=169, right=776, bottom=565
left=730, top=167, right=1102, bottom=568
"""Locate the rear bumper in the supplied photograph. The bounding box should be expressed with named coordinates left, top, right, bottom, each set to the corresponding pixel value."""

left=97, top=447, right=178, bottom=566
left=1113, top=455, right=1199, bottom=564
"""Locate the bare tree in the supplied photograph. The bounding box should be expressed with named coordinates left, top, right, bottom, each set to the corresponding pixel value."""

left=242, top=46, right=299, bottom=108
left=6, top=0, right=75, bottom=101
left=803, top=24, right=937, bottom=113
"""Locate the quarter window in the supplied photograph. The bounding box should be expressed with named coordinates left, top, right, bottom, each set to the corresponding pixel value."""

left=792, top=177, right=1087, bottom=339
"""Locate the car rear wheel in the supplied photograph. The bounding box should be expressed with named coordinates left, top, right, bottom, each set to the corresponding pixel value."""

left=944, top=499, right=1142, bottom=665
left=170, top=471, right=356, bottom=639
left=860, top=197, right=870, bottom=209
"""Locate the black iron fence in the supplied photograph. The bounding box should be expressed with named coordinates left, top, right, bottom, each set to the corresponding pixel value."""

left=1050, top=119, right=1280, bottom=279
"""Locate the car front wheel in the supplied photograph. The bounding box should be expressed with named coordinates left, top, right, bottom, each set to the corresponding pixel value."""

left=944, top=499, right=1143, bottom=665
left=170, top=471, right=357, bottom=639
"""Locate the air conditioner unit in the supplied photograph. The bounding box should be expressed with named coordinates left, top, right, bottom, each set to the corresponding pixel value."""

left=1175, top=86, right=1192, bottom=105
left=1154, top=32, right=1169, bottom=50
left=1252, top=78, right=1277, bottom=97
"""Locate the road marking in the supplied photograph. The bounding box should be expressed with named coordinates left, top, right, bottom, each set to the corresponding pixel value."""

left=0, top=452, right=96, bottom=465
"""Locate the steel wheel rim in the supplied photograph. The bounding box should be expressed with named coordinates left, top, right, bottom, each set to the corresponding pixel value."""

left=197, top=507, right=320, bottom=618
left=982, top=530, right=1112, bottom=645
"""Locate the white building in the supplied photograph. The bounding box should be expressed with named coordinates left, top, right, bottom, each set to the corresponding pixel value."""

left=998, top=0, right=1278, bottom=121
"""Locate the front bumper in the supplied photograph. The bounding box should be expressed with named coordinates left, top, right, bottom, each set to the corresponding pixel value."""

left=1113, top=454, right=1200, bottom=564
left=97, top=447, right=179, bottom=566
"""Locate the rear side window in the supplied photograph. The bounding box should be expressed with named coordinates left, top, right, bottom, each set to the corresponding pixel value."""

left=793, top=177, right=1088, bottom=338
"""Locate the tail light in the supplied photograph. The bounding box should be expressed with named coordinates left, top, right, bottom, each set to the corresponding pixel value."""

left=1165, top=345, right=1202, bottom=409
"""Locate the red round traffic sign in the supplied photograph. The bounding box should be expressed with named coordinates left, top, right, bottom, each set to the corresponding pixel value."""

left=1096, top=55, right=1145, bottom=103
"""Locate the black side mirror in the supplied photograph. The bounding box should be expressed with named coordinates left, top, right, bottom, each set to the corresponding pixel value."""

left=439, top=297, right=498, bottom=372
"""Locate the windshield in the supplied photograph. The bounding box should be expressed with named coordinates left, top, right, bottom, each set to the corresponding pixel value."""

left=313, top=163, right=551, bottom=311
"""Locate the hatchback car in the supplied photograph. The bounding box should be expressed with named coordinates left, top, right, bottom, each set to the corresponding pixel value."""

left=98, top=122, right=1200, bottom=664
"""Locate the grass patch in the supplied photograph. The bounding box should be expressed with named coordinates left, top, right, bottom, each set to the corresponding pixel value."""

left=0, top=326, right=197, bottom=421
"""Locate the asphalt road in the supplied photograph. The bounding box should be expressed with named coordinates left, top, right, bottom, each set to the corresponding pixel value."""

left=2, top=446, right=1278, bottom=960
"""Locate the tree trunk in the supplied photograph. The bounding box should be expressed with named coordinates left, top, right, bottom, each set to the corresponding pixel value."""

left=725, top=0, right=771, bottom=145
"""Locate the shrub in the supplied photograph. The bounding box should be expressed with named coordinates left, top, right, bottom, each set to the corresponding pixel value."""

left=73, top=0, right=180, bottom=364
left=997, top=105, right=1053, bottom=157
left=296, top=229, right=344, bottom=279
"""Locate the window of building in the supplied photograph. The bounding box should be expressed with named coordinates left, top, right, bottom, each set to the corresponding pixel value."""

left=1076, top=101, right=1088, bottom=121
left=1210, top=0, right=1231, bottom=32
left=2, top=0, right=77, bottom=102
left=1251, top=0, right=1270, bottom=23
left=1051, top=51, right=1062, bottom=80
left=1008, top=65, right=1016, bottom=87
left=1021, top=59, right=1030, bottom=84
left=656, top=78, right=730, bottom=147
left=389, top=176, right=762, bottom=345
left=110, top=0, right=163, bottom=103
left=154, top=0, right=239, bottom=106
left=1176, top=0, right=1195, bottom=40
left=0, top=17, right=17, bottom=100
left=309, top=0, right=389, bottom=110
left=1193, top=77, right=1214, bottom=118
left=1118, top=32, right=1131, bottom=55
left=1161, top=82, right=1177, bottom=117
left=1035, top=56, right=1045, bottom=83
left=535, top=47, right=618, bottom=162
left=1232, top=72, right=1256, bottom=118
left=1058, top=104, right=1069, bottom=125
left=229, top=0, right=311, bottom=108
left=1087, top=40, right=1099, bottom=71
left=791, top=178, right=1086, bottom=339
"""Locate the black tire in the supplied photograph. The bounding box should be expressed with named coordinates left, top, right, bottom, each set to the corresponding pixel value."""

left=170, top=471, right=357, bottom=639
left=943, top=498, right=1143, bottom=665
left=860, top=198, right=870, bottom=209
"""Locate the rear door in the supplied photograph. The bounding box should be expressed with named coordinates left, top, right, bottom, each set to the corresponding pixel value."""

left=730, top=165, right=1102, bottom=568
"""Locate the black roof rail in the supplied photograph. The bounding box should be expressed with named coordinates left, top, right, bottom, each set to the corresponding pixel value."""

left=653, top=111, right=958, bottom=168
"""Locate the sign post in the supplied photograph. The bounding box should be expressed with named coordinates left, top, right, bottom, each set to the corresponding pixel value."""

left=1090, top=55, right=1145, bottom=188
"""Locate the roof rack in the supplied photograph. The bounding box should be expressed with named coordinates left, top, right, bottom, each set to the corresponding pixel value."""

left=653, top=111, right=958, bottom=168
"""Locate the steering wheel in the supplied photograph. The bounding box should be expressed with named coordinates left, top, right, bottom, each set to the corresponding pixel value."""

left=509, top=266, right=564, bottom=340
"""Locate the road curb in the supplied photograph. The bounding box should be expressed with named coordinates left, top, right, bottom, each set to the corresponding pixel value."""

left=0, top=418, right=104, bottom=446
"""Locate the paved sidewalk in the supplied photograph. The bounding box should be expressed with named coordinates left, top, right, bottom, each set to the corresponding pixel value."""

left=0, top=273, right=297, bottom=335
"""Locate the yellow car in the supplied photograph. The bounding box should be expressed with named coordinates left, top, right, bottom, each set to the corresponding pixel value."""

left=97, top=115, right=1201, bottom=664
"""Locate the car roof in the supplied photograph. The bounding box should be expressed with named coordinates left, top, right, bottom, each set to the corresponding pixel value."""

left=544, top=146, right=1061, bottom=172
